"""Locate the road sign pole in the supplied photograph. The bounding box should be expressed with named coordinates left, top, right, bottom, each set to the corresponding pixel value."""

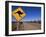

left=17, top=22, right=19, bottom=30
left=17, top=21, right=20, bottom=31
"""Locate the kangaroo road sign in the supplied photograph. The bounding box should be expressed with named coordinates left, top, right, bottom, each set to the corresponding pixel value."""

left=12, top=7, right=26, bottom=21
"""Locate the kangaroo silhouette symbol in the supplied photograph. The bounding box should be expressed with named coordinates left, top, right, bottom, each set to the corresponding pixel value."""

left=15, top=11, right=23, bottom=17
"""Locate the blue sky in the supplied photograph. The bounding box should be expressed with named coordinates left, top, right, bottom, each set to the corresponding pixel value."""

left=12, top=6, right=41, bottom=21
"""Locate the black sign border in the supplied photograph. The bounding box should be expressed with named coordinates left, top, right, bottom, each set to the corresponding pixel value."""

left=5, top=1, right=45, bottom=36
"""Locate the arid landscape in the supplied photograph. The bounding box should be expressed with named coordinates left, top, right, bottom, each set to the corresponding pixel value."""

left=12, top=6, right=41, bottom=31
left=12, top=21, right=41, bottom=31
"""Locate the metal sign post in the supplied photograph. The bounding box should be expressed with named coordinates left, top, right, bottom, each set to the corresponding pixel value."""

left=17, top=22, right=19, bottom=30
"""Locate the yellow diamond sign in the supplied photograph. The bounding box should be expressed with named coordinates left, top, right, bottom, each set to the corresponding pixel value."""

left=12, top=7, right=26, bottom=21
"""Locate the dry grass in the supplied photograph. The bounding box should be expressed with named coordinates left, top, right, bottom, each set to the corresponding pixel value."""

left=12, top=22, right=41, bottom=31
